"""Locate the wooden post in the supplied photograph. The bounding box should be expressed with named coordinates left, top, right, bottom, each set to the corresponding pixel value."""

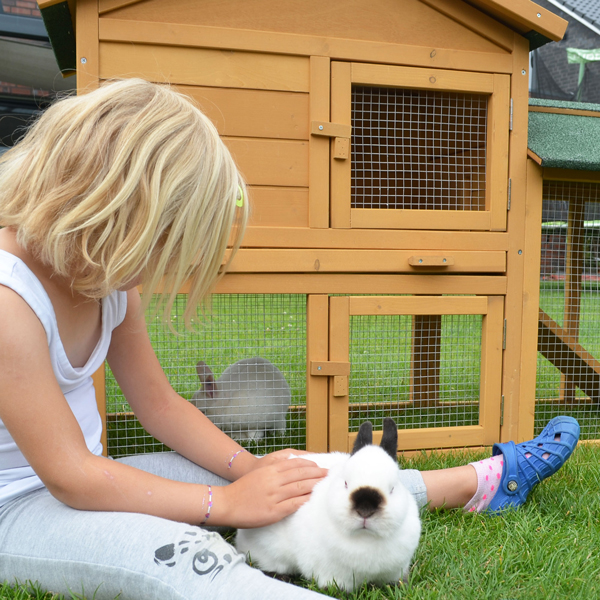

left=501, top=35, right=530, bottom=443
left=309, top=56, right=331, bottom=228
left=560, top=197, right=585, bottom=402
left=328, top=296, right=350, bottom=452
left=91, top=365, right=107, bottom=456
left=306, top=295, right=330, bottom=452
left=410, top=314, right=441, bottom=408
left=519, top=159, right=544, bottom=433
left=76, top=0, right=99, bottom=93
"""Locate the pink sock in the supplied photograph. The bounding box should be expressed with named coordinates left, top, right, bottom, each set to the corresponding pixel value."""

left=463, top=454, right=504, bottom=513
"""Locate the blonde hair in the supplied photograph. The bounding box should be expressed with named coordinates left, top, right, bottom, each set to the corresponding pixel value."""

left=0, top=78, right=247, bottom=327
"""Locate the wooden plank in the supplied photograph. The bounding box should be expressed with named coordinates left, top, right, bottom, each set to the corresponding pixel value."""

left=329, top=296, right=350, bottom=452
left=227, top=249, right=506, bottom=273
left=77, top=0, right=99, bottom=92
left=223, top=138, right=308, bottom=187
left=247, top=187, right=308, bottom=228
left=488, top=74, right=510, bottom=231
left=99, top=42, right=311, bottom=92
left=350, top=425, right=488, bottom=451
left=102, top=0, right=507, bottom=53
left=468, top=0, right=567, bottom=42
left=543, top=169, right=600, bottom=184
left=241, top=227, right=509, bottom=250
left=310, top=361, right=351, bottom=376
left=328, top=78, right=352, bottom=218
left=330, top=62, right=352, bottom=229
left=309, top=56, right=330, bottom=228
left=501, top=35, right=529, bottom=443
left=529, top=105, right=600, bottom=119
left=306, top=295, right=329, bottom=452
left=348, top=296, right=488, bottom=316
left=213, top=273, right=508, bottom=295
left=527, top=149, right=543, bottom=166
left=351, top=62, right=495, bottom=93
left=350, top=208, right=491, bottom=230
left=98, top=0, right=142, bottom=13
left=98, top=18, right=514, bottom=73
left=310, top=121, right=351, bottom=139
left=518, top=159, right=544, bottom=438
left=561, top=198, right=585, bottom=402
left=479, top=295, right=504, bottom=445
left=411, top=314, right=442, bottom=408
left=419, top=0, right=515, bottom=52
left=91, top=364, right=107, bottom=456
left=538, top=309, right=600, bottom=401
left=173, top=86, right=309, bottom=140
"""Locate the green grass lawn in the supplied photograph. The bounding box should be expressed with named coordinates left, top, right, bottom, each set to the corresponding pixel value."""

left=3, top=442, right=599, bottom=600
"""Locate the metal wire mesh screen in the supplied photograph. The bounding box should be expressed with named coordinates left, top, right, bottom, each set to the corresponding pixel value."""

left=105, top=294, right=307, bottom=458
left=348, top=310, right=482, bottom=432
left=351, top=86, right=488, bottom=211
left=537, top=180, right=600, bottom=439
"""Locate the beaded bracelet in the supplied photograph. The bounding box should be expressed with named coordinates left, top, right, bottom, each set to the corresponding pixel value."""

left=228, top=449, right=246, bottom=469
left=200, top=485, right=212, bottom=525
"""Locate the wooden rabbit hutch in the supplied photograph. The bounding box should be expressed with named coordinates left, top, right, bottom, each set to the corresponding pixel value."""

left=39, top=0, right=568, bottom=457
left=528, top=99, right=600, bottom=441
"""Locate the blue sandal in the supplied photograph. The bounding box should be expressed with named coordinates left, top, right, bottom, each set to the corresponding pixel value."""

left=487, top=416, right=580, bottom=513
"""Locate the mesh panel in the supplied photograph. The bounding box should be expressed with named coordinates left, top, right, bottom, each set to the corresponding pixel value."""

left=106, top=294, right=307, bottom=457
left=348, top=311, right=482, bottom=432
left=536, top=181, right=600, bottom=439
left=351, top=86, right=488, bottom=211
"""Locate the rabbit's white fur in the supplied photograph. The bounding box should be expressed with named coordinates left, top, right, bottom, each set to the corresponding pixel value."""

left=191, top=357, right=289, bottom=441
left=236, top=421, right=421, bottom=591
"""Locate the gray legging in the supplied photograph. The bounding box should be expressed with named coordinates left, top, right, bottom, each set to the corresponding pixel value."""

left=0, top=453, right=427, bottom=600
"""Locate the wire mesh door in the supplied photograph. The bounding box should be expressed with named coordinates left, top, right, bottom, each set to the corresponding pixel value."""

left=537, top=180, right=600, bottom=440
left=330, top=62, right=510, bottom=231
left=327, top=295, right=504, bottom=452
left=105, top=294, right=308, bottom=458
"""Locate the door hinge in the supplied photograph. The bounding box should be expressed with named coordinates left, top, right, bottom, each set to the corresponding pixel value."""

left=507, top=178, right=512, bottom=211
left=509, top=99, right=514, bottom=131
left=503, top=319, right=507, bottom=350
left=500, top=395, right=505, bottom=426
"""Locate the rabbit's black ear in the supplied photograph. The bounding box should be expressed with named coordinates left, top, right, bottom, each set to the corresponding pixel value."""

left=380, top=418, right=398, bottom=459
left=351, top=421, right=373, bottom=455
left=196, top=361, right=216, bottom=399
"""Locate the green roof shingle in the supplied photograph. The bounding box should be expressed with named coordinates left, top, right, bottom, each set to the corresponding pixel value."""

left=528, top=99, right=600, bottom=171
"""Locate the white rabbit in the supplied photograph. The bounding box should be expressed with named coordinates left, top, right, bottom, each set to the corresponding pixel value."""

left=191, top=357, right=289, bottom=441
left=235, top=418, right=421, bottom=591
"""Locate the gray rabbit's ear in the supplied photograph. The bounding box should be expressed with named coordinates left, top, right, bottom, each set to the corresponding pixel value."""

left=351, top=421, right=373, bottom=455
left=196, top=361, right=217, bottom=399
left=380, top=418, right=398, bottom=460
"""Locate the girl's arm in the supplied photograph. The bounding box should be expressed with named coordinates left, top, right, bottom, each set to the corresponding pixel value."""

left=0, top=286, right=325, bottom=527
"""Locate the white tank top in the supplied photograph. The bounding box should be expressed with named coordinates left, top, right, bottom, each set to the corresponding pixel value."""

left=0, top=250, right=127, bottom=507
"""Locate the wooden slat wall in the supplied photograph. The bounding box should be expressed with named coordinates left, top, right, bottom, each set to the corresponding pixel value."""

left=99, top=43, right=312, bottom=229
left=98, top=0, right=512, bottom=56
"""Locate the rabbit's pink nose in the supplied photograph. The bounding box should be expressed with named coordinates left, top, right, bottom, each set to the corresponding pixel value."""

left=350, top=486, right=384, bottom=519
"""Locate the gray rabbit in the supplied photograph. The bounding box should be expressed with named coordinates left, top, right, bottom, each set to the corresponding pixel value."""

left=191, top=357, right=289, bottom=440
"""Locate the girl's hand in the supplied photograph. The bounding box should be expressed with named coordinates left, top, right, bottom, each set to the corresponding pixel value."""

left=244, top=447, right=312, bottom=471
left=213, top=456, right=327, bottom=528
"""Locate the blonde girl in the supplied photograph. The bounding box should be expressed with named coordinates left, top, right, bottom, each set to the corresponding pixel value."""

left=0, top=79, right=328, bottom=599
left=0, top=79, right=579, bottom=599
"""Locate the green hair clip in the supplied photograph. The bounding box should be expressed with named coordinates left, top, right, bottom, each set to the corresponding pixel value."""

left=236, top=185, right=244, bottom=208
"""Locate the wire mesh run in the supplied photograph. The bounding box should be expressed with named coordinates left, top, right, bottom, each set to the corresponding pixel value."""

left=351, top=86, right=488, bottom=211
left=348, top=311, right=482, bottom=432
left=106, top=294, right=307, bottom=458
left=537, top=180, right=600, bottom=439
